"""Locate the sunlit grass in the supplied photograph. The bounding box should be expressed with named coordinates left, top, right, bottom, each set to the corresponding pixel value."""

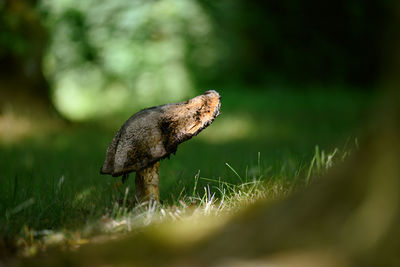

left=0, top=104, right=62, bottom=144
left=198, top=114, right=254, bottom=143
left=0, top=109, right=32, bottom=142
left=9, top=145, right=348, bottom=257
left=0, top=88, right=372, bottom=258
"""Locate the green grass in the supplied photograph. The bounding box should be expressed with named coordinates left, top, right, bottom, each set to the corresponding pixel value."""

left=0, top=88, right=373, bottom=255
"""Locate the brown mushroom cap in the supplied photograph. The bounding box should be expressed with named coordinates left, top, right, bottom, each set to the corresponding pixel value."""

left=101, top=90, right=221, bottom=177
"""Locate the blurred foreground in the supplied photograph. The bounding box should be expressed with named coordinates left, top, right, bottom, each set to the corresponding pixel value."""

left=1, top=0, right=399, bottom=265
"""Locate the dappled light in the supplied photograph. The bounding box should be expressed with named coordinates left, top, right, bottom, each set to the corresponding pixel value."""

left=0, top=109, right=32, bottom=142
left=0, top=105, right=62, bottom=144
left=40, top=0, right=216, bottom=120
left=1, top=0, right=399, bottom=265
left=73, top=187, right=96, bottom=207
left=198, top=113, right=295, bottom=144
left=198, top=114, right=254, bottom=143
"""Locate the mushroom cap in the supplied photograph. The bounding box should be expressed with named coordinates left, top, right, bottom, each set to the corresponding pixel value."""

left=100, top=90, right=221, bottom=177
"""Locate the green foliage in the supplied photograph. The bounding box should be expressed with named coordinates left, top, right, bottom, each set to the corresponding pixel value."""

left=0, top=0, right=47, bottom=89
left=2, top=0, right=390, bottom=121
left=39, top=0, right=218, bottom=120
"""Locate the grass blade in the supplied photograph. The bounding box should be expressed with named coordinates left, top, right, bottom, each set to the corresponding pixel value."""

left=225, top=163, right=243, bottom=183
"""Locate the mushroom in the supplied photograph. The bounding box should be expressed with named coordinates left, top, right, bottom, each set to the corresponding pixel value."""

left=100, top=90, right=221, bottom=203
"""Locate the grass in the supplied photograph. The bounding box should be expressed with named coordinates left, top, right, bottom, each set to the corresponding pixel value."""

left=0, top=87, right=373, bottom=257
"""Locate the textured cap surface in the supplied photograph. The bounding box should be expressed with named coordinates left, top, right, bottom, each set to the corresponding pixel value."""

left=101, top=90, right=221, bottom=177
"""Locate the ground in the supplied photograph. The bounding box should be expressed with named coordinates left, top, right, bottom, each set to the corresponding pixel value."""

left=0, top=87, right=374, bottom=258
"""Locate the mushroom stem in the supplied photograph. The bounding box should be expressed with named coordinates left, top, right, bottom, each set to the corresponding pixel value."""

left=135, top=161, right=160, bottom=203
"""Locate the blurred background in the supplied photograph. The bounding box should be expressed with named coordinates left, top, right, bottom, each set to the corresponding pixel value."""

left=0, top=0, right=395, bottom=243
left=0, top=0, right=391, bottom=119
